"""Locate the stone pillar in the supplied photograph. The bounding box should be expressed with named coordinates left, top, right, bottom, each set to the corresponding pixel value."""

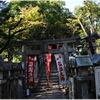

left=62, top=42, right=69, bottom=79
left=21, top=45, right=27, bottom=97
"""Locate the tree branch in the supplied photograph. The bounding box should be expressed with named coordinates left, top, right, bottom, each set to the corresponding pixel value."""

left=10, top=18, right=23, bottom=30
left=0, top=18, right=23, bottom=54
left=11, top=28, right=26, bottom=37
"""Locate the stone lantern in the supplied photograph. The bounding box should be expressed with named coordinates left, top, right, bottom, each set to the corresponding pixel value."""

left=69, top=55, right=93, bottom=99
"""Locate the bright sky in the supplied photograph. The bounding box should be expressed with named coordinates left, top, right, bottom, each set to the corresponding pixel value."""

left=6, top=0, right=99, bottom=13
left=6, top=0, right=84, bottom=13
left=65, top=0, right=84, bottom=12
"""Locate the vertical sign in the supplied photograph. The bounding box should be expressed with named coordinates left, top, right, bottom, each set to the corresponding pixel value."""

left=46, top=53, right=51, bottom=73
left=27, top=55, right=34, bottom=86
left=45, top=45, right=52, bottom=85
left=54, top=54, right=66, bottom=85
left=95, top=66, right=100, bottom=99
left=46, top=45, right=52, bottom=73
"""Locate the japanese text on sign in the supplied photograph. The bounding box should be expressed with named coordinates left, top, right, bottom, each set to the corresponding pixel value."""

left=27, top=55, right=34, bottom=86
left=55, top=54, right=66, bottom=85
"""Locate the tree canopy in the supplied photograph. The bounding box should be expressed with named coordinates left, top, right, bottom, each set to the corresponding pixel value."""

left=0, top=0, right=100, bottom=61
left=74, top=0, right=100, bottom=54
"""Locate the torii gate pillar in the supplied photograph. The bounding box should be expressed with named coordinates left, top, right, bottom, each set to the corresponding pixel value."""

left=63, top=42, right=69, bottom=79
left=22, top=45, right=27, bottom=97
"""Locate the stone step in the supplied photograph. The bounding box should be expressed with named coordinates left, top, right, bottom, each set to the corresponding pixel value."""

left=30, top=90, right=66, bottom=99
left=38, top=82, right=58, bottom=86
left=42, top=70, right=58, bottom=73
left=39, top=79, right=59, bottom=83
left=29, top=61, right=67, bottom=99
left=41, top=74, right=58, bottom=78
left=37, top=85, right=59, bottom=89
left=40, top=77, right=58, bottom=80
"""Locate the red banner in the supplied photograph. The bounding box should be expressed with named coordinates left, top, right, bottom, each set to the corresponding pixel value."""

left=45, top=45, right=52, bottom=74
left=27, top=55, right=34, bottom=86
left=46, top=54, right=51, bottom=73
left=46, top=53, right=52, bottom=62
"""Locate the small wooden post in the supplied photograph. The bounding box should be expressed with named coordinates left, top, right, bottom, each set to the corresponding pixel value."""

left=22, top=45, right=27, bottom=97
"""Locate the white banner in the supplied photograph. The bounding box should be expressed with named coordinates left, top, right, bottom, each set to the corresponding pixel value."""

left=54, top=54, right=66, bottom=85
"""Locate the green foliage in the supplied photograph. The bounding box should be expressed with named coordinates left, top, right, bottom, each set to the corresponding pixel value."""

left=74, top=0, right=100, bottom=34
left=74, top=0, right=100, bottom=54
left=0, top=0, right=81, bottom=61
